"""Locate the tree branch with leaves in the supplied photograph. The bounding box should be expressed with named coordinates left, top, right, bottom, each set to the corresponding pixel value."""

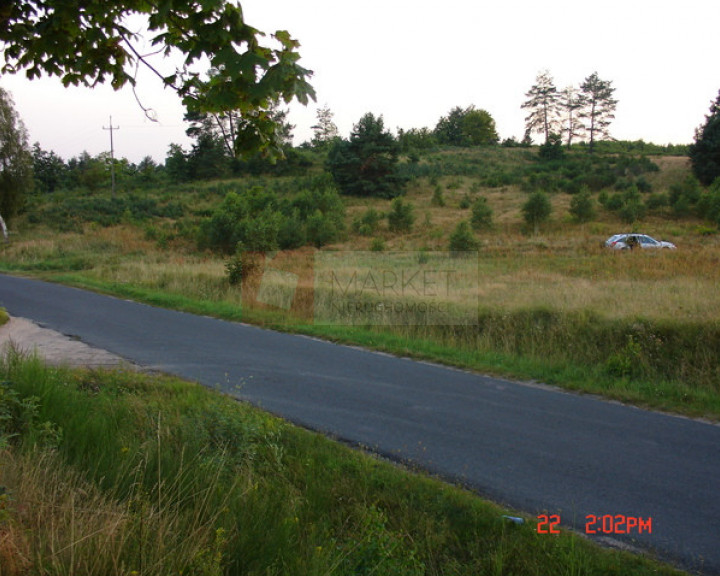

left=0, top=0, right=315, bottom=158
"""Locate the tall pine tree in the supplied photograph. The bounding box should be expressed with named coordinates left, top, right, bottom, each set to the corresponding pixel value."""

left=327, top=113, right=405, bottom=198
left=560, top=85, right=585, bottom=148
left=521, top=71, right=562, bottom=143
left=579, top=72, right=617, bottom=153
left=311, top=105, right=339, bottom=148
left=689, top=89, right=720, bottom=186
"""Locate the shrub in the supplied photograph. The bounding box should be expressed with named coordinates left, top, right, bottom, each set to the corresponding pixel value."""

left=522, top=191, right=552, bottom=233
left=636, top=175, right=652, bottom=193
left=670, top=175, right=701, bottom=203
left=278, top=211, right=307, bottom=249
left=225, top=245, right=263, bottom=285
left=604, top=192, right=624, bottom=211
left=646, top=193, right=669, bottom=211
left=696, top=181, right=720, bottom=226
left=569, top=188, right=596, bottom=223
left=201, top=184, right=345, bottom=253
left=538, top=134, right=564, bottom=161
left=387, top=198, right=415, bottom=233
left=669, top=175, right=702, bottom=218
left=199, top=189, right=279, bottom=253
left=352, top=208, right=383, bottom=236
left=619, top=198, right=646, bottom=224
left=370, top=237, right=385, bottom=252
left=448, top=221, right=478, bottom=253
left=470, top=197, right=493, bottom=230
left=431, top=186, right=445, bottom=207
left=225, top=253, right=244, bottom=286
left=306, top=210, right=340, bottom=247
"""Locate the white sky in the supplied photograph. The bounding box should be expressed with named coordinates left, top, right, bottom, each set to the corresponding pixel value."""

left=1, top=0, right=718, bottom=163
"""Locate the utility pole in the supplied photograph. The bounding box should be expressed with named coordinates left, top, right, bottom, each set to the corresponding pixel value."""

left=103, top=116, right=120, bottom=197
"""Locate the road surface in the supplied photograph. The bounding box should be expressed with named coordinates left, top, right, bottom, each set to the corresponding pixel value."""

left=1, top=274, right=718, bottom=574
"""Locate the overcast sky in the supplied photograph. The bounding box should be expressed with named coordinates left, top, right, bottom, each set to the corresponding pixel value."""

left=2, top=0, right=719, bottom=163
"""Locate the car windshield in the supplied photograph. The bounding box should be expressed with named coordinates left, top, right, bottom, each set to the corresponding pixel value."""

left=640, top=236, right=658, bottom=245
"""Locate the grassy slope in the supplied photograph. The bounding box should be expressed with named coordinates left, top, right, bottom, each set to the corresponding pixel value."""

left=2, top=148, right=718, bottom=419
left=0, top=353, right=687, bottom=575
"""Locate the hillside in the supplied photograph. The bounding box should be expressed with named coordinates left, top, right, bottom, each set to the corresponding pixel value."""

left=2, top=144, right=720, bottom=419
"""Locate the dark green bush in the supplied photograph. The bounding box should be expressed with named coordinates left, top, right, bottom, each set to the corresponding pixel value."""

left=696, top=182, right=720, bottom=226
left=387, top=198, right=415, bottom=233
left=569, top=189, right=596, bottom=223
left=669, top=175, right=702, bottom=218
left=604, top=193, right=624, bottom=211
left=448, top=221, right=478, bottom=253
left=200, top=184, right=345, bottom=253
left=306, top=210, right=341, bottom=247
left=470, top=197, right=493, bottom=230
left=352, top=208, right=383, bottom=236
left=278, top=211, right=307, bottom=249
left=522, top=191, right=552, bottom=232
left=636, top=175, right=652, bottom=193
left=327, top=113, right=406, bottom=199
left=646, top=193, right=669, bottom=211
left=538, top=135, right=564, bottom=161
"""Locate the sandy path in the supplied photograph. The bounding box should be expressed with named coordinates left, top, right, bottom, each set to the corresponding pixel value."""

left=0, top=316, right=135, bottom=369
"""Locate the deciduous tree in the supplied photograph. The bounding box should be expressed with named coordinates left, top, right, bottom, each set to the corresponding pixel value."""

left=435, top=106, right=498, bottom=147
left=0, top=86, right=32, bottom=238
left=185, top=98, right=293, bottom=163
left=462, top=108, right=499, bottom=146
left=434, top=106, right=468, bottom=146
left=0, top=0, right=315, bottom=158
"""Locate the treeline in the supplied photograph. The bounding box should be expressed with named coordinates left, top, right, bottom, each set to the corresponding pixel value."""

left=30, top=143, right=317, bottom=195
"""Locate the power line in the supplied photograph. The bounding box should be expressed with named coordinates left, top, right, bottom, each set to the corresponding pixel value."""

left=102, top=116, right=120, bottom=197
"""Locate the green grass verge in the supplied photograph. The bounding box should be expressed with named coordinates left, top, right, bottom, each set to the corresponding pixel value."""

left=46, top=273, right=720, bottom=420
left=0, top=352, right=687, bottom=575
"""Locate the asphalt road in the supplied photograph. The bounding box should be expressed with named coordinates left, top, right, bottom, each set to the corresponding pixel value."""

left=1, top=274, right=718, bottom=574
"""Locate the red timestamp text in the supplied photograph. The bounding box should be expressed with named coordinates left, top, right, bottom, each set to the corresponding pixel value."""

left=537, top=514, right=652, bottom=535
left=585, top=514, right=652, bottom=535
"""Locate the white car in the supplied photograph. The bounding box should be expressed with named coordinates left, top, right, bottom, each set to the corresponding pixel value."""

left=605, top=234, right=676, bottom=250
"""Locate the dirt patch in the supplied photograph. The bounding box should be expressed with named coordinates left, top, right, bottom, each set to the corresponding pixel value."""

left=0, top=316, right=136, bottom=369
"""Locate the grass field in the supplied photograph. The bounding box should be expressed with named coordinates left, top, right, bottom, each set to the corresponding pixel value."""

left=0, top=351, right=688, bottom=575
